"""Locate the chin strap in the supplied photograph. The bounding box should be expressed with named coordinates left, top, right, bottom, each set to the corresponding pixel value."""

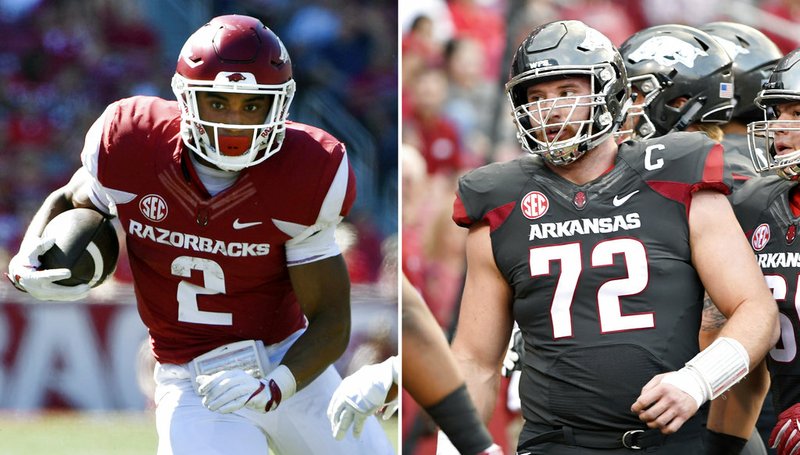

left=669, top=97, right=707, bottom=133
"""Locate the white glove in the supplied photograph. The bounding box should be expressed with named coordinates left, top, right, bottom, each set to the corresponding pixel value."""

left=196, top=365, right=296, bottom=414
left=327, top=356, right=398, bottom=440
left=501, top=324, right=523, bottom=377
left=436, top=431, right=503, bottom=455
left=507, top=369, right=521, bottom=412
left=6, top=236, right=91, bottom=301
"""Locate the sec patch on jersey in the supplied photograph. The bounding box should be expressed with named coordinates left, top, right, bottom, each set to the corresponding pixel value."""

left=39, top=208, right=119, bottom=287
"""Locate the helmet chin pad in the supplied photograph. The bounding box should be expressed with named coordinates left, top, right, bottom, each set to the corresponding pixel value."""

left=218, top=135, right=252, bottom=156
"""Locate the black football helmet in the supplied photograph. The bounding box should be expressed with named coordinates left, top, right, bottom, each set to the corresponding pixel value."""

left=619, top=24, right=734, bottom=138
left=700, top=22, right=783, bottom=122
left=747, top=49, right=800, bottom=180
left=506, top=20, right=629, bottom=166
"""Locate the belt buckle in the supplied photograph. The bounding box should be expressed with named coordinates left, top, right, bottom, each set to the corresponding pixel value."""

left=622, top=430, right=644, bottom=450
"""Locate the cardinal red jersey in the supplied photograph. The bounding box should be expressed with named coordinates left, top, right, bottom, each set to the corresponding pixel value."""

left=82, top=96, right=356, bottom=364
left=453, top=132, right=732, bottom=434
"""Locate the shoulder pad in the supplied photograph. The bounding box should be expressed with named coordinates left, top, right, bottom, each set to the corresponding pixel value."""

left=453, top=158, right=535, bottom=228
left=732, top=175, right=793, bottom=229
left=619, top=132, right=732, bottom=192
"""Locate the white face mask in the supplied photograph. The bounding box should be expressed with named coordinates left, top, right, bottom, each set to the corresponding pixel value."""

left=172, top=73, right=296, bottom=171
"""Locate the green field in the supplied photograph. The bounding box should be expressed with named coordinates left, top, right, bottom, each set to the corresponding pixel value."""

left=0, top=411, right=398, bottom=455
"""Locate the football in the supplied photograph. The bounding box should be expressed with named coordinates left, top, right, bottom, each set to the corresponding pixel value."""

left=39, top=208, right=120, bottom=287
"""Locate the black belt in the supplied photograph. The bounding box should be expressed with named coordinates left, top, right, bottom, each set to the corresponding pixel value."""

left=518, top=426, right=667, bottom=450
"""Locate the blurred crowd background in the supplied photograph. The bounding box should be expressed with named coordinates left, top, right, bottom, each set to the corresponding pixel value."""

left=0, top=0, right=398, bottom=412
left=400, top=0, right=800, bottom=453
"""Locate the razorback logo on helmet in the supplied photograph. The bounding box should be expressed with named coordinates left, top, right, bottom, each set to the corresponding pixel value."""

left=214, top=72, right=257, bottom=85
left=521, top=191, right=549, bottom=220
left=751, top=223, right=771, bottom=251
left=580, top=28, right=614, bottom=52
left=277, top=38, right=290, bottom=63
left=628, top=36, right=709, bottom=68
left=712, top=36, right=750, bottom=61
left=139, top=194, right=169, bottom=223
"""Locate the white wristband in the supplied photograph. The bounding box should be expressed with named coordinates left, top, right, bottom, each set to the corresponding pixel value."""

left=687, top=337, right=749, bottom=400
left=267, top=365, right=297, bottom=400
left=661, top=368, right=707, bottom=408
left=663, top=337, right=749, bottom=408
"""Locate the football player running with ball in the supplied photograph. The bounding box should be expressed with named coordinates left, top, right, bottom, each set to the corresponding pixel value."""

left=447, top=20, right=778, bottom=454
left=6, top=15, right=393, bottom=455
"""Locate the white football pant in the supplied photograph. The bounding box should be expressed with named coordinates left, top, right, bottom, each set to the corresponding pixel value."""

left=153, top=332, right=395, bottom=454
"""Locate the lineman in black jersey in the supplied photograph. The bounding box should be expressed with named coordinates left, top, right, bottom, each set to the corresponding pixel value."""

left=618, top=25, right=780, bottom=453
left=736, top=48, right=800, bottom=455
left=448, top=20, right=779, bottom=455
left=618, top=22, right=781, bottom=453
left=699, top=22, right=783, bottom=455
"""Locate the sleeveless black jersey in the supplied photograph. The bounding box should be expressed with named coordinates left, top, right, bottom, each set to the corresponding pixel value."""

left=454, top=132, right=733, bottom=433
left=732, top=176, right=800, bottom=415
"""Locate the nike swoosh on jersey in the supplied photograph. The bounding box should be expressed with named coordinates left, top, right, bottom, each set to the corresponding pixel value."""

left=233, top=219, right=263, bottom=229
left=612, top=190, right=640, bottom=207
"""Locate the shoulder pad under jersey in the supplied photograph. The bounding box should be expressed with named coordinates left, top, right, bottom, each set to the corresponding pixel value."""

left=453, top=157, right=541, bottom=228
left=732, top=175, right=795, bottom=229
left=618, top=131, right=732, bottom=192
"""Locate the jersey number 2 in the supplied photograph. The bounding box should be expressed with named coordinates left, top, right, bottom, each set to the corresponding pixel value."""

left=530, top=239, right=654, bottom=338
left=172, top=256, right=233, bottom=325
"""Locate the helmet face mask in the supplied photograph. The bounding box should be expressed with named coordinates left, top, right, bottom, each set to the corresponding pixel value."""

left=172, top=15, right=296, bottom=171
left=506, top=21, right=629, bottom=166
left=748, top=52, right=800, bottom=180
left=617, top=74, right=660, bottom=140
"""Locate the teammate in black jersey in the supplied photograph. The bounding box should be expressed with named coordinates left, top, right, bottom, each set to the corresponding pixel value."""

left=736, top=48, right=800, bottom=455
left=448, top=20, right=779, bottom=454
left=617, top=23, right=784, bottom=454
left=699, top=22, right=783, bottom=455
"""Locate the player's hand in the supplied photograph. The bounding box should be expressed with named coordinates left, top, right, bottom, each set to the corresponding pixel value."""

left=6, top=237, right=90, bottom=301
left=631, top=372, right=699, bottom=434
left=501, top=325, right=523, bottom=377
left=770, top=403, right=800, bottom=454
left=327, top=356, right=398, bottom=440
left=197, top=367, right=292, bottom=414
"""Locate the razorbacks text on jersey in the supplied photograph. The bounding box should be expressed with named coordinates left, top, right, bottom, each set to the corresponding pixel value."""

left=453, top=132, right=733, bottom=433
left=80, top=96, right=356, bottom=364
left=732, top=175, right=800, bottom=415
